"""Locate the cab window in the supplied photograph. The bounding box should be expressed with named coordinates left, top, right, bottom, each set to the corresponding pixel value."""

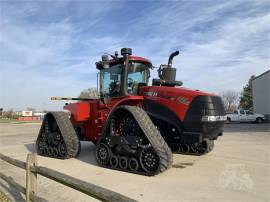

left=99, top=62, right=150, bottom=98
left=127, top=62, right=149, bottom=95
left=240, top=110, right=245, bottom=115
left=100, top=64, right=122, bottom=97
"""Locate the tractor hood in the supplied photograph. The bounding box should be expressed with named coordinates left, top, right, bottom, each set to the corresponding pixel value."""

left=139, top=86, right=224, bottom=122
left=140, top=86, right=215, bottom=103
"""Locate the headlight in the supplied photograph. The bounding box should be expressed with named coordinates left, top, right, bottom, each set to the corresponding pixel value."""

left=201, top=115, right=227, bottom=122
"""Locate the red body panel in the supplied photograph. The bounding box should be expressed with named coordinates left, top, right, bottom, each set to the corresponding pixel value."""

left=140, top=86, right=215, bottom=121
left=64, top=102, right=92, bottom=121
left=64, top=96, right=144, bottom=142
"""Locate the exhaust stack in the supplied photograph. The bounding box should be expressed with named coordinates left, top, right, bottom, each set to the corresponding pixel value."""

left=168, top=50, right=179, bottom=68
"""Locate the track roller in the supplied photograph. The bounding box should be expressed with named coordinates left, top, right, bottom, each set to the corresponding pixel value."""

left=119, top=157, right=128, bottom=169
left=128, top=158, right=139, bottom=171
left=110, top=155, right=119, bottom=168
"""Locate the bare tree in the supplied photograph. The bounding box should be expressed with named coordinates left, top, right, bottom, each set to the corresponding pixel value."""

left=220, top=90, right=240, bottom=112
left=79, top=88, right=99, bottom=99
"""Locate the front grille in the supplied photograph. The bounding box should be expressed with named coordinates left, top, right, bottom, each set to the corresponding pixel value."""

left=183, top=95, right=225, bottom=139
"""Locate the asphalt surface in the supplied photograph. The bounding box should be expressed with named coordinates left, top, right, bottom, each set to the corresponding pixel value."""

left=0, top=122, right=269, bottom=202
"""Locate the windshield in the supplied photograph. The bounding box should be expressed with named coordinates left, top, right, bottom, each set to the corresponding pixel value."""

left=100, top=62, right=149, bottom=97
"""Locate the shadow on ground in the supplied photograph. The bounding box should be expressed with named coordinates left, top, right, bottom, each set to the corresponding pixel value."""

left=76, top=141, right=99, bottom=166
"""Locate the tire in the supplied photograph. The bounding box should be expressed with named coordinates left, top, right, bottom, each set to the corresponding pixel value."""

left=226, top=117, right=231, bottom=124
left=256, top=117, right=263, bottom=124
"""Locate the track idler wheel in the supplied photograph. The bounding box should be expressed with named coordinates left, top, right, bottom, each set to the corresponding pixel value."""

left=139, top=148, right=159, bottom=174
left=96, top=143, right=111, bottom=165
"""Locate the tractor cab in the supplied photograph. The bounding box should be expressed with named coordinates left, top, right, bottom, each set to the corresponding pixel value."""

left=96, top=48, right=151, bottom=98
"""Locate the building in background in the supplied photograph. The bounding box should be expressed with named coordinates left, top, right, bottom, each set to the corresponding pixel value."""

left=17, top=110, right=45, bottom=121
left=252, top=70, right=270, bottom=121
left=22, top=110, right=33, bottom=117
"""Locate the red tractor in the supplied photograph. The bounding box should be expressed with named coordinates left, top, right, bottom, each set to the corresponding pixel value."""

left=36, top=48, right=226, bottom=175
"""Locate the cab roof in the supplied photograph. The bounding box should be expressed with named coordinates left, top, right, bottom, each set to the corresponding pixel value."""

left=96, top=55, right=152, bottom=70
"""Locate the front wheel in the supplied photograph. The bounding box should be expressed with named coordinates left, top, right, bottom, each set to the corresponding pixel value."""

left=226, top=117, right=231, bottom=124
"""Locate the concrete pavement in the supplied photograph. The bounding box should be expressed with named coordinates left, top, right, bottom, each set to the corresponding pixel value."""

left=0, top=122, right=269, bottom=202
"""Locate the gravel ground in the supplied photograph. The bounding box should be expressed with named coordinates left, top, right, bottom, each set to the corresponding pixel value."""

left=0, top=122, right=269, bottom=202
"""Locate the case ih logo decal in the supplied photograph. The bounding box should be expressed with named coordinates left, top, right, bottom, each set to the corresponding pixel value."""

left=178, top=96, right=190, bottom=105
left=144, top=92, right=189, bottom=104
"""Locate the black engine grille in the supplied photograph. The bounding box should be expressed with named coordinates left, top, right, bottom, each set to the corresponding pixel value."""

left=183, top=95, right=225, bottom=139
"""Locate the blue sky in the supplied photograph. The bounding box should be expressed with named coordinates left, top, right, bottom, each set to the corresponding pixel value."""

left=0, top=0, right=269, bottom=111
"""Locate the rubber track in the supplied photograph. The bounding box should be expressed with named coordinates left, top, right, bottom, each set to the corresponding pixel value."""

left=36, top=112, right=80, bottom=159
left=111, top=106, right=173, bottom=174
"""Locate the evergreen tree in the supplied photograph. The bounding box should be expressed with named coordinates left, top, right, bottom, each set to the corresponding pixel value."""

left=239, top=75, right=256, bottom=110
